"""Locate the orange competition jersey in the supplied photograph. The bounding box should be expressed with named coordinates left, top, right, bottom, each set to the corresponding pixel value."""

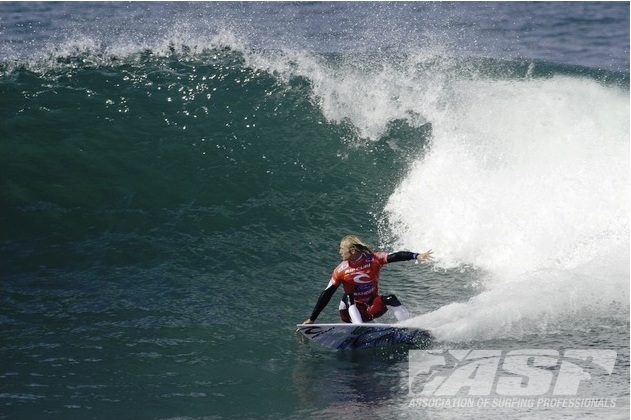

left=330, top=251, right=389, bottom=304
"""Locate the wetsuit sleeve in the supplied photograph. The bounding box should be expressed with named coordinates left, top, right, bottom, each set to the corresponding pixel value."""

left=386, top=251, right=419, bottom=263
left=308, top=282, right=339, bottom=322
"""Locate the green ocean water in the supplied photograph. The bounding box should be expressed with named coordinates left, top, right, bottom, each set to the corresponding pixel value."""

left=0, top=47, right=437, bottom=419
left=1, top=3, right=629, bottom=419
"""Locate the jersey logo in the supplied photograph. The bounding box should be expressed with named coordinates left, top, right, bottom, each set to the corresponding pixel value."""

left=352, top=273, right=372, bottom=284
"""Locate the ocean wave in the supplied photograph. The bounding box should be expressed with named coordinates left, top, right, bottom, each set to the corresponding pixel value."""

left=2, top=37, right=628, bottom=342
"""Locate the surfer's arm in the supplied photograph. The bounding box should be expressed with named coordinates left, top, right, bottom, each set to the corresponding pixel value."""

left=305, top=281, right=339, bottom=323
left=387, top=250, right=434, bottom=263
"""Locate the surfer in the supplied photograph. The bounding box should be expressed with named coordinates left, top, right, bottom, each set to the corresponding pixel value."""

left=303, top=235, right=433, bottom=325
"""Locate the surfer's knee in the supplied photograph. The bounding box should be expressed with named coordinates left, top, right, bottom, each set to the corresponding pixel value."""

left=382, top=294, right=402, bottom=307
left=382, top=294, right=410, bottom=321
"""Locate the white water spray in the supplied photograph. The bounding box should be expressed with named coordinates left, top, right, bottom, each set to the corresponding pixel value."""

left=387, top=76, right=629, bottom=341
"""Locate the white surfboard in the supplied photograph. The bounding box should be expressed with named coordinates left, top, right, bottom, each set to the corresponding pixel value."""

left=296, top=323, right=432, bottom=350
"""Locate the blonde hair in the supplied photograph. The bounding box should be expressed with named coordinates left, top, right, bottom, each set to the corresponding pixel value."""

left=341, top=234, right=373, bottom=253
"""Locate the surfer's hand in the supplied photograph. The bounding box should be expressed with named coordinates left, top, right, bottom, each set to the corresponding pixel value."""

left=303, top=318, right=314, bottom=324
left=417, top=250, right=434, bottom=262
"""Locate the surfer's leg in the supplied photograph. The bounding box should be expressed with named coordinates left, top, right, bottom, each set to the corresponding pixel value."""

left=341, top=294, right=363, bottom=324
left=348, top=304, right=363, bottom=324
left=382, top=294, right=410, bottom=321
left=338, top=299, right=352, bottom=323
left=339, top=294, right=364, bottom=323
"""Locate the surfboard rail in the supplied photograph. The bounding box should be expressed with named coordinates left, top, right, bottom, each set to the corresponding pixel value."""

left=296, top=323, right=432, bottom=350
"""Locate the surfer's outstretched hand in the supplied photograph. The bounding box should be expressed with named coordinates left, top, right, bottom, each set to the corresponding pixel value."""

left=416, top=249, right=434, bottom=263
